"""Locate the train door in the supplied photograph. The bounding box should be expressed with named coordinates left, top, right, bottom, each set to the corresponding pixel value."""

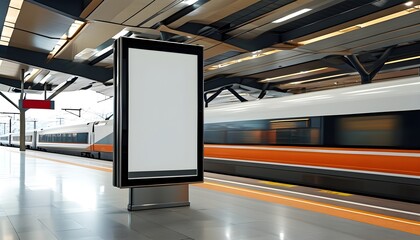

left=90, top=122, right=96, bottom=154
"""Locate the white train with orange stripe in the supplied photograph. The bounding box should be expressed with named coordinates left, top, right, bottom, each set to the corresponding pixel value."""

left=0, top=120, right=113, bottom=159
left=204, top=76, right=420, bottom=203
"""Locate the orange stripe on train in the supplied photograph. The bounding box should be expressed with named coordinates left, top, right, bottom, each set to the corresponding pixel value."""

left=204, top=144, right=420, bottom=176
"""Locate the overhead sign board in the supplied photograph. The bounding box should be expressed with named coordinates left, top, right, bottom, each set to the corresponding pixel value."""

left=20, top=99, right=55, bottom=109
left=113, top=37, right=203, bottom=188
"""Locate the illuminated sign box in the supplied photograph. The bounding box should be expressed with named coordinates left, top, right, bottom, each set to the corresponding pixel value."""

left=113, top=37, right=203, bottom=188
left=20, top=99, right=55, bottom=109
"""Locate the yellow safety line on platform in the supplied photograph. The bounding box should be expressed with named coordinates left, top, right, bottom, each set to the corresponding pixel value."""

left=25, top=153, right=112, bottom=172
left=195, top=182, right=420, bottom=235
left=319, top=189, right=352, bottom=196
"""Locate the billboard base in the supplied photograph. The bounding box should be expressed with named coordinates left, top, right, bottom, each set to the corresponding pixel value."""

left=128, top=184, right=190, bottom=211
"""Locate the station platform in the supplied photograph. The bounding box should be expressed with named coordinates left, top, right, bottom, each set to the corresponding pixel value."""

left=0, top=146, right=419, bottom=240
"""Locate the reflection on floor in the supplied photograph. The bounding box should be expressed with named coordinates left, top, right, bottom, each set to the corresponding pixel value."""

left=0, top=146, right=419, bottom=240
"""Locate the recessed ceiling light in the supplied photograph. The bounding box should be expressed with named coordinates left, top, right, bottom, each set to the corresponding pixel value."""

left=260, top=67, right=329, bottom=83
left=9, top=0, right=24, bottom=9
left=183, top=0, right=198, bottom=5
left=272, top=8, right=312, bottom=23
left=299, top=4, right=420, bottom=45
left=205, top=49, right=281, bottom=71
left=405, top=1, right=414, bottom=7
left=385, top=55, right=420, bottom=65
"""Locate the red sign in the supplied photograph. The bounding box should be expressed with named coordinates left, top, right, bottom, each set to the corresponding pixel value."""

left=21, top=99, right=55, bottom=109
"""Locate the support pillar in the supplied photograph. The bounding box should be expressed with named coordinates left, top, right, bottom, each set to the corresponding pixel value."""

left=346, top=46, right=395, bottom=84
left=19, top=69, right=25, bottom=151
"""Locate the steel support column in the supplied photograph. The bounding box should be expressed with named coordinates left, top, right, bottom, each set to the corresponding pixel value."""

left=19, top=69, right=25, bottom=151
left=346, top=46, right=395, bottom=84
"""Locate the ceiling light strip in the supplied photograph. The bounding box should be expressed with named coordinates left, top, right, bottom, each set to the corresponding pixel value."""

left=299, top=5, right=420, bottom=45
left=0, top=0, right=24, bottom=46
left=272, top=8, right=312, bottom=24
left=385, top=55, right=420, bottom=65
left=205, top=49, right=281, bottom=72
left=287, top=73, right=350, bottom=85
left=260, top=67, right=329, bottom=83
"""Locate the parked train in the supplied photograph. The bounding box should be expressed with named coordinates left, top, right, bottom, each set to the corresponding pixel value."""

left=1, top=76, right=419, bottom=202
left=0, top=120, right=113, bottom=160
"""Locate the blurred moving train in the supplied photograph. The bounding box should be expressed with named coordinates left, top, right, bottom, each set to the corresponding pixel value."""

left=1, top=76, right=419, bottom=202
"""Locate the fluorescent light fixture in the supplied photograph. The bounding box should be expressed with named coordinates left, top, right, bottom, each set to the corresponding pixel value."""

left=0, top=36, right=10, bottom=41
left=183, top=0, right=198, bottom=5
left=405, top=1, right=414, bottom=6
left=1, top=26, right=14, bottom=38
left=287, top=73, right=349, bottom=85
left=260, top=67, right=328, bottom=83
left=272, top=8, right=312, bottom=23
left=299, top=5, right=420, bottom=45
left=67, top=20, right=84, bottom=38
left=0, top=0, right=24, bottom=47
left=5, top=7, right=20, bottom=23
left=39, top=74, right=52, bottom=85
left=4, top=21, right=15, bottom=28
left=205, top=49, right=281, bottom=71
left=385, top=55, right=420, bottom=65
left=10, top=0, right=24, bottom=9
left=112, top=29, right=129, bottom=39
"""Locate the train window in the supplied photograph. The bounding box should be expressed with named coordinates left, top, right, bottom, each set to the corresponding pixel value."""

left=336, top=115, right=402, bottom=147
left=276, top=128, right=320, bottom=145
left=77, top=133, right=89, bottom=143
left=39, top=132, right=89, bottom=143
left=12, top=136, right=19, bottom=141
left=270, top=118, right=309, bottom=129
left=25, top=136, right=32, bottom=142
left=0, top=136, right=8, bottom=140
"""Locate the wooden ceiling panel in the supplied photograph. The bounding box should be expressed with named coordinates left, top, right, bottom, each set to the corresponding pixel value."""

left=124, top=0, right=175, bottom=26
left=16, top=1, right=73, bottom=39
left=57, top=22, right=124, bottom=60
left=169, top=0, right=259, bottom=28
left=10, top=30, right=57, bottom=53
left=228, top=0, right=343, bottom=39
left=87, top=0, right=140, bottom=23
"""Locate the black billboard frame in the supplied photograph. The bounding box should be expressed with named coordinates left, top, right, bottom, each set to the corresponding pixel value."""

left=113, top=37, right=204, bottom=188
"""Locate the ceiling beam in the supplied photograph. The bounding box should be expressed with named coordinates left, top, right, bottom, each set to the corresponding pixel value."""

left=0, top=75, right=52, bottom=91
left=204, top=76, right=263, bottom=92
left=0, top=45, right=113, bottom=82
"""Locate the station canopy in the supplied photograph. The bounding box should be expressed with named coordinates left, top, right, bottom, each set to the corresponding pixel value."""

left=0, top=0, right=420, bottom=99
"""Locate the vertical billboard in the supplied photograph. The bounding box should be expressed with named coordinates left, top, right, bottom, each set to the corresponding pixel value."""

left=113, top=37, right=203, bottom=188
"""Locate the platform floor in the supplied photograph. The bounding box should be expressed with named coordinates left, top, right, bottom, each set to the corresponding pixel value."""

left=0, top=146, right=419, bottom=240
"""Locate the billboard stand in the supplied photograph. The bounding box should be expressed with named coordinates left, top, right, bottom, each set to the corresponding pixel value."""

left=113, top=37, right=203, bottom=211
left=128, top=185, right=189, bottom=211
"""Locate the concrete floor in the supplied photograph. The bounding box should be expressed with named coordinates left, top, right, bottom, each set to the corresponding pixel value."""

left=0, top=146, right=419, bottom=240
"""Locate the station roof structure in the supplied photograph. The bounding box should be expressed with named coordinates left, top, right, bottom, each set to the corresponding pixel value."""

left=0, top=0, right=420, bottom=99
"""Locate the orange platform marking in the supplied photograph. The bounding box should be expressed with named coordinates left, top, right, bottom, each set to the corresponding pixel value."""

left=194, top=182, right=420, bottom=235
left=25, top=153, right=112, bottom=172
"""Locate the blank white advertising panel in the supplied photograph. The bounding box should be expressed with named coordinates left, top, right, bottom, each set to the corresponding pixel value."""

left=128, top=49, right=197, bottom=178
left=113, top=37, right=203, bottom=187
